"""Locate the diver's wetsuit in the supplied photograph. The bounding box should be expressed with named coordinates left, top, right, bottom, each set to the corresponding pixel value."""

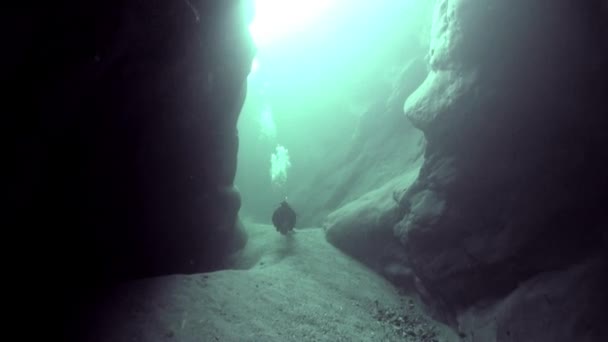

left=272, top=201, right=296, bottom=234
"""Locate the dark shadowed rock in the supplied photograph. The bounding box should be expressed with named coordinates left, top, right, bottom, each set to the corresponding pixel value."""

left=457, top=258, right=608, bottom=342
left=323, top=173, right=419, bottom=289
left=10, top=0, right=254, bottom=339
left=324, top=0, right=608, bottom=339
left=396, top=0, right=608, bottom=334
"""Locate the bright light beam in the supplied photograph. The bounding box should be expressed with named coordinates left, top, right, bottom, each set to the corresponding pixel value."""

left=249, top=0, right=333, bottom=47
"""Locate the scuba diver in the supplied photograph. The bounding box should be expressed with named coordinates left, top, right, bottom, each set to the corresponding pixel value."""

left=272, top=199, right=296, bottom=234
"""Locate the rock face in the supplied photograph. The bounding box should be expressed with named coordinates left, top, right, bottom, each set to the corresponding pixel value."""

left=326, top=0, right=608, bottom=339
left=396, top=0, right=608, bottom=337
left=298, top=56, right=428, bottom=227
left=10, top=0, right=254, bottom=338
left=399, top=0, right=608, bottom=306
left=323, top=173, right=419, bottom=288
left=456, top=258, right=607, bottom=342
left=317, top=55, right=429, bottom=283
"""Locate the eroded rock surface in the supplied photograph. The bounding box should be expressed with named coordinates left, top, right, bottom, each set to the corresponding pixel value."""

left=326, top=0, right=608, bottom=340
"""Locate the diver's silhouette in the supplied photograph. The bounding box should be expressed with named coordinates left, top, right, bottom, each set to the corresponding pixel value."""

left=272, top=200, right=296, bottom=234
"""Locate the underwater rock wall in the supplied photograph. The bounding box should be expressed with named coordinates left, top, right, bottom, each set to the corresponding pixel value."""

left=298, top=56, right=427, bottom=227
left=12, top=1, right=255, bottom=332
left=325, top=0, right=607, bottom=339
left=396, top=0, right=608, bottom=339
